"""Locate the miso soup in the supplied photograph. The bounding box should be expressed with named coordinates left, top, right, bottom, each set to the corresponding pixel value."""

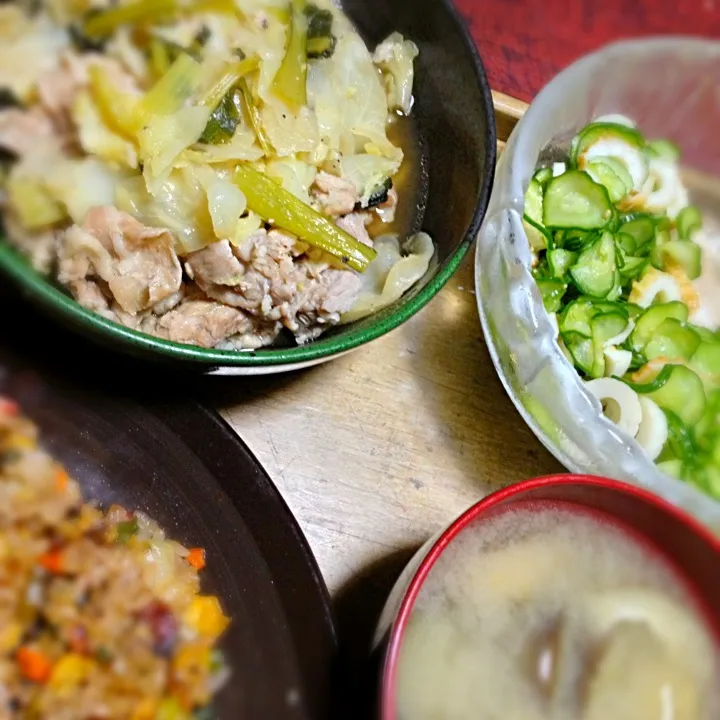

left=395, top=502, right=720, bottom=720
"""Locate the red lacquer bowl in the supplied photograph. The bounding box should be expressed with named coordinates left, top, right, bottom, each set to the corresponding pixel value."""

left=375, top=474, right=720, bottom=719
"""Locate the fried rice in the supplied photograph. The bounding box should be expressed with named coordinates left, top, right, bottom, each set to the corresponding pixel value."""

left=0, top=397, right=229, bottom=719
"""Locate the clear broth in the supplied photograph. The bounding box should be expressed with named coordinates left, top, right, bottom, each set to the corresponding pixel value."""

left=367, top=113, right=428, bottom=242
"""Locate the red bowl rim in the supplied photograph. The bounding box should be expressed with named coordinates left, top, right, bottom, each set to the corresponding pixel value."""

left=380, top=473, right=720, bottom=719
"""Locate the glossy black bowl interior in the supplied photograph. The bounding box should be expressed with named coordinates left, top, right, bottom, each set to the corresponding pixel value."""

left=343, top=0, right=494, bottom=269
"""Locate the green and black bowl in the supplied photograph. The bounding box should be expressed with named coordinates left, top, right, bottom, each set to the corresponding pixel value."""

left=0, top=0, right=495, bottom=374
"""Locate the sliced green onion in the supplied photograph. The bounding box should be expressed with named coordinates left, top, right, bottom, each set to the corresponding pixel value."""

left=138, top=52, right=204, bottom=121
left=84, top=0, right=177, bottom=37
left=272, top=0, right=308, bottom=111
left=116, top=517, right=139, bottom=543
left=150, top=38, right=172, bottom=79
left=84, top=0, right=234, bottom=37
left=233, top=163, right=376, bottom=272
left=238, top=81, right=272, bottom=155
left=199, top=57, right=260, bottom=110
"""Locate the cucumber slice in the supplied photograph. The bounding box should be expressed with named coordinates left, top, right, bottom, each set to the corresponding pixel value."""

left=523, top=217, right=549, bottom=251
left=694, top=327, right=718, bottom=344
left=663, top=409, right=696, bottom=461
left=691, top=342, right=720, bottom=383
left=657, top=458, right=683, bottom=478
left=630, top=301, right=689, bottom=352
left=605, top=271, right=622, bottom=301
left=560, top=298, right=596, bottom=337
left=618, top=256, right=649, bottom=281
left=569, top=231, right=616, bottom=298
left=645, top=365, right=706, bottom=426
left=533, top=167, right=553, bottom=186
left=659, top=239, right=702, bottom=280
left=647, top=138, right=681, bottom=161
left=645, top=319, right=701, bottom=361
left=625, top=364, right=706, bottom=425
left=695, top=389, right=720, bottom=445
left=593, top=311, right=629, bottom=343
left=571, top=122, right=648, bottom=189
left=676, top=205, right=703, bottom=240
left=620, top=216, right=655, bottom=250
left=536, top=278, right=567, bottom=313
left=625, top=364, right=675, bottom=393
left=697, top=465, right=720, bottom=498
left=563, top=230, right=596, bottom=252
left=562, top=330, right=594, bottom=375
left=571, top=122, right=645, bottom=164
left=597, top=156, right=634, bottom=191
left=593, top=301, right=629, bottom=318
left=525, top=178, right=543, bottom=225
left=616, top=232, right=637, bottom=255
left=523, top=178, right=548, bottom=250
left=649, top=220, right=671, bottom=270
left=590, top=311, right=630, bottom=377
left=585, top=161, right=628, bottom=203
left=626, top=303, right=644, bottom=321
left=543, top=171, right=613, bottom=230
left=548, top=248, right=577, bottom=279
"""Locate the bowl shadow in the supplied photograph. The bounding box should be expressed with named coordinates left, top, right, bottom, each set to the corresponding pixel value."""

left=396, top=253, right=564, bottom=489
left=331, top=545, right=420, bottom=720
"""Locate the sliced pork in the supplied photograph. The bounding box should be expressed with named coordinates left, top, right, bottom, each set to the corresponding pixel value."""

left=184, top=231, right=362, bottom=344
left=0, top=108, right=57, bottom=158
left=313, top=172, right=359, bottom=217
left=58, top=206, right=182, bottom=315
left=336, top=212, right=373, bottom=247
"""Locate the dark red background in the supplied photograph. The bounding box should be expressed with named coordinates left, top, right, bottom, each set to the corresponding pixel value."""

left=457, top=0, right=720, bottom=101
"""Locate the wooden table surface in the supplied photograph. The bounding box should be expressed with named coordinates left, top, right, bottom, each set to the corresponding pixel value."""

left=218, top=254, right=562, bottom=598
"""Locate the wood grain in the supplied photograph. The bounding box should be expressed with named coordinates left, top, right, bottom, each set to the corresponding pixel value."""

left=217, top=252, right=562, bottom=597
left=492, top=90, right=527, bottom=144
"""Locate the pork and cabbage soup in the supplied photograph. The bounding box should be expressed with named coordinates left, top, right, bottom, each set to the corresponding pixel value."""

left=396, top=503, right=720, bottom=720
left=0, top=0, right=432, bottom=351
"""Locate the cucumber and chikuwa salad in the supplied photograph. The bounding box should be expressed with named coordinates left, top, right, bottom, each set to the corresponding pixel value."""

left=525, top=115, right=720, bottom=497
